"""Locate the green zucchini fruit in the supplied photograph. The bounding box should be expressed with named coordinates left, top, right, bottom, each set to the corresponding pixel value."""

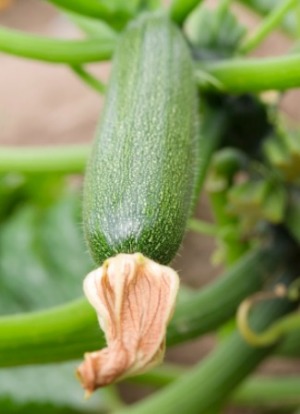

left=83, top=12, right=200, bottom=266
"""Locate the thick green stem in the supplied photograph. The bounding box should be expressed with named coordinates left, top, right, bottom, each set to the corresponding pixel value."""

left=70, top=65, right=106, bottom=93
left=233, top=376, right=300, bottom=408
left=169, top=0, right=203, bottom=25
left=67, top=11, right=118, bottom=38
left=44, top=0, right=133, bottom=29
left=116, top=277, right=297, bottom=414
left=132, top=367, right=300, bottom=408
left=0, top=244, right=291, bottom=367
left=197, top=54, right=300, bottom=93
left=167, top=246, right=273, bottom=345
left=0, top=298, right=102, bottom=367
left=0, top=145, right=90, bottom=174
left=239, top=0, right=299, bottom=54
left=0, top=26, right=116, bottom=64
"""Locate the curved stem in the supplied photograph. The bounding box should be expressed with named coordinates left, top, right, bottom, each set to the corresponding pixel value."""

left=233, top=376, right=300, bottom=408
left=132, top=366, right=300, bottom=408
left=115, top=274, right=297, bottom=414
left=0, top=26, right=116, bottom=64
left=0, top=297, right=103, bottom=366
left=67, top=12, right=118, bottom=38
left=45, top=0, right=133, bottom=29
left=239, top=0, right=298, bottom=54
left=237, top=0, right=297, bottom=37
left=169, top=0, right=203, bottom=25
left=237, top=279, right=300, bottom=347
left=70, top=65, right=106, bottom=94
left=0, top=145, right=90, bottom=174
left=197, top=54, right=300, bottom=93
left=0, top=244, right=290, bottom=367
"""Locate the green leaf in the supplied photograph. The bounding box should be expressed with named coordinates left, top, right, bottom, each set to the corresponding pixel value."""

left=0, top=362, right=104, bottom=414
left=0, top=182, right=92, bottom=314
left=185, top=5, right=246, bottom=58
left=0, top=175, right=98, bottom=413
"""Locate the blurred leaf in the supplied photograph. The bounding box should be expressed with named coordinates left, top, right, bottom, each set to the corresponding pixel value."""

left=0, top=184, right=93, bottom=314
left=0, top=174, right=98, bottom=413
left=185, top=5, right=246, bottom=59
left=264, top=130, right=300, bottom=183
left=227, top=178, right=286, bottom=231
left=0, top=362, right=104, bottom=414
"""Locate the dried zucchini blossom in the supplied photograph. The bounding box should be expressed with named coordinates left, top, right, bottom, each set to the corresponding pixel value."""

left=77, top=253, right=179, bottom=395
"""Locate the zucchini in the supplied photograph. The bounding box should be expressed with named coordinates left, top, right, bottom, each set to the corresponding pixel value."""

left=83, top=12, right=199, bottom=266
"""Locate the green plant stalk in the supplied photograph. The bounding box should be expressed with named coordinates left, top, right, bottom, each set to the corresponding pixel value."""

left=194, top=107, right=227, bottom=200
left=239, top=0, right=298, bottom=54
left=197, top=54, right=300, bottom=93
left=70, top=65, right=106, bottom=93
left=44, top=0, right=134, bottom=29
left=169, top=0, right=203, bottom=25
left=233, top=376, right=300, bottom=408
left=168, top=246, right=274, bottom=345
left=103, top=385, right=126, bottom=411
left=66, top=11, right=118, bottom=38
left=0, top=298, right=102, bottom=367
left=0, top=106, right=223, bottom=175
left=131, top=367, right=300, bottom=408
left=0, top=26, right=116, bottom=64
left=237, top=287, right=300, bottom=347
left=237, top=0, right=297, bottom=37
left=0, top=145, right=90, bottom=174
left=0, top=245, right=292, bottom=367
left=115, top=281, right=297, bottom=414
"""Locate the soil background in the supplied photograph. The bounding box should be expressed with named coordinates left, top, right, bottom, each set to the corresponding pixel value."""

left=0, top=1, right=300, bottom=413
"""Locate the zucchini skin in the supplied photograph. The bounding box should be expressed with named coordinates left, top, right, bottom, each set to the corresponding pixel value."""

left=83, top=12, right=200, bottom=265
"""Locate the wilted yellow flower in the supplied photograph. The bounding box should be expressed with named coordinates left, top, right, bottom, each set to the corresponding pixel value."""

left=77, top=253, right=179, bottom=395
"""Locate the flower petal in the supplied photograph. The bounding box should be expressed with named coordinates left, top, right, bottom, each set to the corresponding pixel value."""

left=77, top=253, right=179, bottom=393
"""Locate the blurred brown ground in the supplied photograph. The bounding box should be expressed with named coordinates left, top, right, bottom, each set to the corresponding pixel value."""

left=0, top=1, right=300, bottom=413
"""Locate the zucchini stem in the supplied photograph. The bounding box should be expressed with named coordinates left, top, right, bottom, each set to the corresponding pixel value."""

left=131, top=365, right=300, bottom=408
left=44, top=0, right=134, bottom=30
left=239, top=0, right=299, bottom=54
left=236, top=0, right=297, bottom=38
left=197, top=54, right=300, bottom=93
left=169, top=0, right=203, bottom=26
left=115, top=272, right=298, bottom=414
left=0, top=144, right=90, bottom=174
left=237, top=281, right=300, bottom=347
left=0, top=25, right=115, bottom=64
left=70, top=64, right=106, bottom=94
left=0, top=245, right=295, bottom=367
